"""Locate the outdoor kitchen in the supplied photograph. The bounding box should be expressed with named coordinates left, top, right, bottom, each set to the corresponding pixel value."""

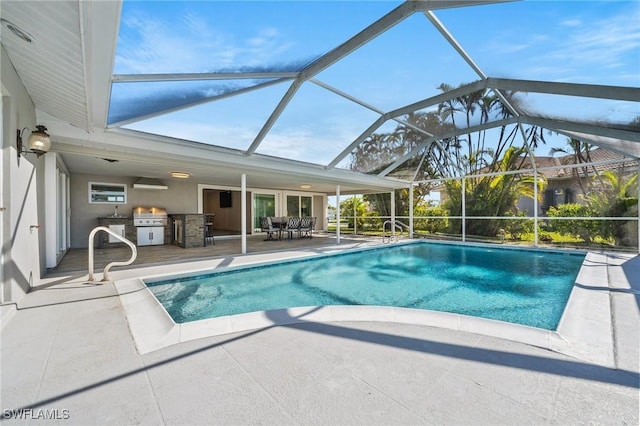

left=133, top=207, right=168, bottom=246
left=97, top=206, right=171, bottom=248
left=96, top=207, right=208, bottom=249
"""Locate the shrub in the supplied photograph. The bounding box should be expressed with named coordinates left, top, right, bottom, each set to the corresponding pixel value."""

left=413, top=206, right=449, bottom=234
left=546, top=203, right=598, bottom=243
left=503, top=211, right=534, bottom=240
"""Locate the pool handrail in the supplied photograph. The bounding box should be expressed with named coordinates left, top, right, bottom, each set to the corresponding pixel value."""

left=87, top=226, right=137, bottom=282
left=382, top=220, right=408, bottom=243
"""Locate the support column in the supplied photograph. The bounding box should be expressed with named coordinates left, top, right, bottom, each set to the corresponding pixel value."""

left=462, top=177, right=466, bottom=242
left=241, top=174, right=247, bottom=254
left=336, top=185, right=341, bottom=244
left=353, top=194, right=357, bottom=235
left=391, top=190, right=396, bottom=237
left=409, top=183, right=414, bottom=238
left=534, top=173, right=539, bottom=247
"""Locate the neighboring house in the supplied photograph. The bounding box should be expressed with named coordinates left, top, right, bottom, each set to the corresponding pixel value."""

left=518, top=148, right=638, bottom=216
left=429, top=148, right=637, bottom=217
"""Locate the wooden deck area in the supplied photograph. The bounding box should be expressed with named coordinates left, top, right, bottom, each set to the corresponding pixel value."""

left=47, top=233, right=381, bottom=276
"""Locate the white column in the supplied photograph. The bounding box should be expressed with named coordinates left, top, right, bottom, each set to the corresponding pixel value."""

left=241, top=174, right=247, bottom=254
left=462, top=177, right=466, bottom=242
left=637, top=163, right=639, bottom=254
left=336, top=185, right=341, bottom=244
left=44, top=154, right=57, bottom=268
left=534, top=173, right=539, bottom=247
left=390, top=190, right=396, bottom=236
left=353, top=194, right=357, bottom=235
left=409, top=183, right=414, bottom=238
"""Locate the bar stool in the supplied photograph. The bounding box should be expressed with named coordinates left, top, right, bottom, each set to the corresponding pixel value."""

left=205, top=214, right=215, bottom=246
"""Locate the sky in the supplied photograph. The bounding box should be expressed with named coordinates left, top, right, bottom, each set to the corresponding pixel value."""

left=110, top=0, right=640, bottom=169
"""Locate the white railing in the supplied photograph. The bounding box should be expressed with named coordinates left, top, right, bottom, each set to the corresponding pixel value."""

left=87, top=226, right=137, bottom=282
left=382, top=220, right=407, bottom=243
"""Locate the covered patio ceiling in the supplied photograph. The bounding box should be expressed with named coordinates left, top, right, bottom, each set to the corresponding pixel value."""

left=1, top=0, right=638, bottom=193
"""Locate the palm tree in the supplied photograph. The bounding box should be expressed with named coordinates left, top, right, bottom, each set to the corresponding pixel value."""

left=585, top=169, right=638, bottom=246
left=444, top=146, right=546, bottom=236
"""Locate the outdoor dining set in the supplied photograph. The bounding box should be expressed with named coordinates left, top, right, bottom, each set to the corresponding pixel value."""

left=260, top=216, right=317, bottom=241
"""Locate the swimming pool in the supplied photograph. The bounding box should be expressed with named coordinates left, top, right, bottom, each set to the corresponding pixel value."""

left=145, top=242, right=585, bottom=330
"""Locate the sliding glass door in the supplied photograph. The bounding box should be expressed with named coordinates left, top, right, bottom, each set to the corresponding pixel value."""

left=253, top=193, right=276, bottom=231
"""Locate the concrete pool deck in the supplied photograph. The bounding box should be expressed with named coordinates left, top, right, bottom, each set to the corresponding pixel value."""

left=1, top=240, right=638, bottom=424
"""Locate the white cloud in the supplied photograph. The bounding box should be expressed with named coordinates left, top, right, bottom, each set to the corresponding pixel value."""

left=560, top=19, right=582, bottom=27
left=115, top=8, right=296, bottom=74
left=545, top=8, right=640, bottom=77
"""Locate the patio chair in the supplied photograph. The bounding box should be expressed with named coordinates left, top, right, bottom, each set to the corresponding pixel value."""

left=299, top=217, right=313, bottom=238
left=260, top=216, right=281, bottom=241
left=310, top=217, right=317, bottom=237
left=284, top=217, right=301, bottom=240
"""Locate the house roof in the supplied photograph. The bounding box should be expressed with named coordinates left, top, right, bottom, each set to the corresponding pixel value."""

left=1, top=0, right=638, bottom=193
left=524, top=148, right=638, bottom=180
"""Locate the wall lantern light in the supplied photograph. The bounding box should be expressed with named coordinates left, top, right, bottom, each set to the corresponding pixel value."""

left=17, top=125, right=51, bottom=158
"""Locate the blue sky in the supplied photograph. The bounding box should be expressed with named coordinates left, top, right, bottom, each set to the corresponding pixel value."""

left=111, top=0, right=640, bottom=166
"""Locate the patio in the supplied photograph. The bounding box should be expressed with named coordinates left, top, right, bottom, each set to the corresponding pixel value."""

left=47, top=233, right=377, bottom=277
left=2, top=240, right=639, bottom=424
left=2, top=0, right=639, bottom=423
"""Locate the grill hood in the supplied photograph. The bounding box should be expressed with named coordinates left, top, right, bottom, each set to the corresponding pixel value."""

left=132, top=177, right=168, bottom=190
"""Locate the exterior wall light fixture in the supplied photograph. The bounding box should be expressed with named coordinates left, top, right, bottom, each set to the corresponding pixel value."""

left=17, top=125, right=51, bottom=158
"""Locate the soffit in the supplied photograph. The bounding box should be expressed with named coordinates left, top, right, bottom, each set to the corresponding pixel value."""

left=1, top=0, right=89, bottom=130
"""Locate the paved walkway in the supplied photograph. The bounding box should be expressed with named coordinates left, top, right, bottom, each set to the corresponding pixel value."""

left=1, top=242, right=638, bottom=425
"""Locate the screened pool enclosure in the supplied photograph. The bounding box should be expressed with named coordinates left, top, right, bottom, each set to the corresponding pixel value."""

left=2, top=0, right=638, bottom=252
left=106, top=1, right=640, bottom=251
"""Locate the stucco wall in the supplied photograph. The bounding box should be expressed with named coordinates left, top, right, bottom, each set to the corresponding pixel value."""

left=69, top=173, right=201, bottom=248
left=1, top=45, right=42, bottom=302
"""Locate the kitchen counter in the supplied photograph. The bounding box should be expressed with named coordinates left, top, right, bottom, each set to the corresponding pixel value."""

left=169, top=214, right=206, bottom=248
left=97, top=216, right=136, bottom=248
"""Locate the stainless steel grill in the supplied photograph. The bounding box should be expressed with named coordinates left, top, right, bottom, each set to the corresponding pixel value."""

left=132, top=206, right=168, bottom=227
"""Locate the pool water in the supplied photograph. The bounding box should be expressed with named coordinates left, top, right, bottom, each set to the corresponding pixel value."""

left=145, top=242, right=586, bottom=330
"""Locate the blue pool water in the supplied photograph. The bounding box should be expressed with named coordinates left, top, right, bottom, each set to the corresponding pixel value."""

left=145, top=242, right=585, bottom=330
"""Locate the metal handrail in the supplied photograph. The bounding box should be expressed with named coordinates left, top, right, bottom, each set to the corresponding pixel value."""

left=88, top=226, right=137, bottom=282
left=382, top=220, right=405, bottom=243
left=394, top=220, right=411, bottom=232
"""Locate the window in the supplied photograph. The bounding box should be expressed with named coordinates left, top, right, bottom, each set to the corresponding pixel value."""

left=286, top=194, right=313, bottom=217
left=89, top=182, right=127, bottom=204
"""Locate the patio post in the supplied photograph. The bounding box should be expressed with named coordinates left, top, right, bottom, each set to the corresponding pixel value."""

left=534, top=173, right=539, bottom=247
left=353, top=194, right=357, bottom=235
left=462, top=177, right=466, bottom=242
left=336, top=185, right=341, bottom=244
left=241, top=173, right=246, bottom=254
left=409, top=182, right=414, bottom=238
left=391, top=190, right=395, bottom=237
